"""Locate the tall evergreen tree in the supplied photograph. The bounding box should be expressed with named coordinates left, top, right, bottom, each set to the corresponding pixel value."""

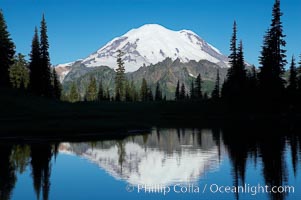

left=237, top=40, right=247, bottom=82
left=223, top=21, right=238, bottom=96
left=229, top=21, right=238, bottom=71
left=51, top=68, right=61, bottom=100
left=236, top=40, right=247, bottom=97
left=40, top=14, right=52, bottom=97
left=29, top=27, right=41, bottom=94
left=258, top=0, right=287, bottom=100
left=222, top=22, right=247, bottom=100
left=115, top=50, right=125, bottom=101
left=0, top=10, right=15, bottom=87
left=211, top=69, right=220, bottom=100
left=287, top=56, right=298, bottom=101
left=288, top=56, right=297, bottom=89
left=175, top=80, right=180, bottom=101
left=298, top=54, right=301, bottom=92
left=69, top=82, right=79, bottom=103
left=140, top=78, right=148, bottom=101
left=155, top=82, right=163, bottom=101
left=86, top=76, right=97, bottom=101
left=195, top=74, right=203, bottom=100
left=9, top=53, right=29, bottom=89
left=297, top=54, right=301, bottom=102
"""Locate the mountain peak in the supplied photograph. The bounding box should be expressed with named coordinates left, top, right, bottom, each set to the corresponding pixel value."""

left=130, top=24, right=168, bottom=31
left=57, top=24, right=229, bottom=80
left=128, top=24, right=197, bottom=35
left=82, top=24, right=229, bottom=71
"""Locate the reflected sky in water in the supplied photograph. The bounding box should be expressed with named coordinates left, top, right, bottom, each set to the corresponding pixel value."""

left=1, top=128, right=301, bottom=200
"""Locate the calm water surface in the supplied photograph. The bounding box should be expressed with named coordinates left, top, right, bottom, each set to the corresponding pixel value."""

left=1, top=128, right=301, bottom=200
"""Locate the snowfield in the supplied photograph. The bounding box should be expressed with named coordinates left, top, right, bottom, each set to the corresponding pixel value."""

left=56, top=24, right=229, bottom=78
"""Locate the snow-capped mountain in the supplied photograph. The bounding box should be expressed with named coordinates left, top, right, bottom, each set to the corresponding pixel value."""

left=56, top=24, right=229, bottom=81
left=82, top=24, right=229, bottom=71
left=54, top=61, right=75, bottom=82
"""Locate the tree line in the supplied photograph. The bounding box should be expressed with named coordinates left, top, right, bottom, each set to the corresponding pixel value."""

left=65, top=0, right=300, bottom=106
left=64, top=73, right=165, bottom=103
left=1, top=0, right=301, bottom=107
left=174, top=0, right=300, bottom=105
left=0, top=11, right=61, bottom=99
left=221, top=0, right=301, bottom=107
left=64, top=49, right=166, bottom=102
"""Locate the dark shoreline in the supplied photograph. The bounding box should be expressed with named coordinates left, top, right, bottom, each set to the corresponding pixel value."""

left=2, top=88, right=301, bottom=137
left=1, top=114, right=300, bottom=138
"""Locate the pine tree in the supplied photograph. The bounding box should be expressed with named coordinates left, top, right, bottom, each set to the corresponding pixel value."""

left=211, top=69, right=220, bottom=100
left=271, top=0, right=287, bottom=70
left=258, top=30, right=273, bottom=92
left=155, top=82, right=163, bottom=101
left=236, top=40, right=247, bottom=97
left=69, top=82, right=79, bottom=103
left=29, top=27, right=41, bottom=94
left=222, top=22, right=247, bottom=100
left=9, top=53, right=29, bottom=89
left=140, top=78, right=148, bottom=101
left=86, top=76, right=97, bottom=101
left=51, top=68, right=61, bottom=99
left=180, top=83, right=186, bottom=100
left=0, top=10, right=15, bottom=87
left=115, top=50, right=125, bottom=101
left=97, top=80, right=104, bottom=101
left=40, top=14, right=52, bottom=97
left=195, top=74, right=203, bottom=100
left=223, top=21, right=238, bottom=95
left=229, top=21, right=238, bottom=71
left=222, top=21, right=238, bottom=100
left=175, top=80, right=180, bottom=101
left=258, top=0, right=287, bottom=100
left=287, top=56, right=297, bottom=101
left=297, top=54, right=301, bottom=101
left=288, top=56, right=297, bottom=89
left=237, top=40, right=247, bottom=82
left=298, top=54, right=301, bottom=91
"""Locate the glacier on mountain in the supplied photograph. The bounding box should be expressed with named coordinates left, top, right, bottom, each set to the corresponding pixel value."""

left=56, top=24, right=229, bottom=80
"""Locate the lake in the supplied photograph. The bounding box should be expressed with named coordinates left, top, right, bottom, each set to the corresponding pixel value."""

left=0, top=127, right=300, bottom=200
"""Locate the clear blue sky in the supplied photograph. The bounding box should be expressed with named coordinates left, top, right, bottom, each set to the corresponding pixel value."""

left=1, top=0, right=300, bottom=67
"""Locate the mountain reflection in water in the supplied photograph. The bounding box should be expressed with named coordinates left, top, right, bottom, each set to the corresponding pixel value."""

left=0, top=127, right=300, bottom=200
left=59, top=129, right=222, bottom=186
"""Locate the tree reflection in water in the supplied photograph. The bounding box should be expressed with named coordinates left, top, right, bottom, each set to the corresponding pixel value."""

left=0, top=127, right=300, bottom=200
